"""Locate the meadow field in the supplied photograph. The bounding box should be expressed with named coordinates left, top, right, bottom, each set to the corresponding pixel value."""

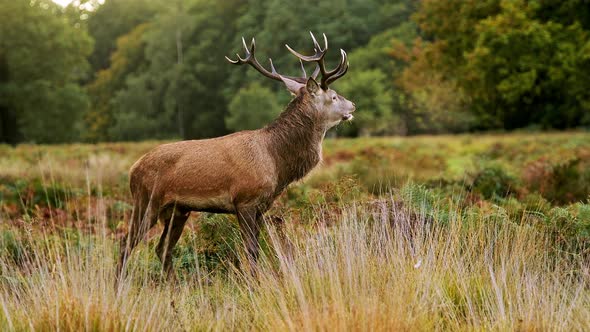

left=1, top=132, right=589, bottom=331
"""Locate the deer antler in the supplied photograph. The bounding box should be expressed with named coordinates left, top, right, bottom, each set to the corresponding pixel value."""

left=226, top=33, right=348, bottom=88
left=225, top=37, right=313, bottom=84
left=285, top=32, right=348, bottom=90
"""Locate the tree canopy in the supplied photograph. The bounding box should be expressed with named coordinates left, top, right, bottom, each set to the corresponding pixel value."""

left=0, top=0, right=92, bottom=143
left=1, top=0, right=588, bottom=144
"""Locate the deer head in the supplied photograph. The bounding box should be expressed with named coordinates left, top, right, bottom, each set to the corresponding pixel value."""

left=225, top=32, right=355, bottom=129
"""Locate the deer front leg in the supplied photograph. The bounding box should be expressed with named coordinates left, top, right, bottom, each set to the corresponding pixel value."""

left=268, top=215, right=293, bottom=261
left=236, top=206, right=262, bottom=272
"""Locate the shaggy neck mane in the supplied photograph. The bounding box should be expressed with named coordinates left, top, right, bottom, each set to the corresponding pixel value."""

left=263, top=93, right=325, bottom=192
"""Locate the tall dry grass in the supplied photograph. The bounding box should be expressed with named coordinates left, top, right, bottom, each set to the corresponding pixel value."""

left=1, top=195, right=588, bottom=331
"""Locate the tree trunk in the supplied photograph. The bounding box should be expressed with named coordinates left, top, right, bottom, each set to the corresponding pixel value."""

left=175, top=14, right=185, bottom=139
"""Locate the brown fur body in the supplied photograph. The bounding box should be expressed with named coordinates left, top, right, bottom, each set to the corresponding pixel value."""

left=117, top=91, right=332, bottom=279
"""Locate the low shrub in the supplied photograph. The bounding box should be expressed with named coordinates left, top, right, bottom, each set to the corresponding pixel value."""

left=467, top=162, right=518, bottom=199
left=522, top=155, right=590, bottom=204
left=178, top=214, right=241, bottom=272
left=0, top=177, right=78, bottom=215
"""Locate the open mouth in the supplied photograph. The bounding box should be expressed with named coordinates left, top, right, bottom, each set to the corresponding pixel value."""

left=342, top=114, right=354, bottom=121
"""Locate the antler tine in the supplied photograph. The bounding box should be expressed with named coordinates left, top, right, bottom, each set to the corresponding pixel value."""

left=325, top=49, right=349, bottom=86
left=270, top=58, right=308, bottom=83
left=311, top=64, right=321, bottom=79
left=248, top=37, right=255, bottom=54
left=225, top=37, right=284, bottom=82
left=285, top=44, right=325, bottom=62
left=309, top=32, right=328, bottom=52
left=285, top=32, right=327, bottom=62
left=242, top=37, right=249, bottom=53
left=269, top=58, right=279, bottom=75
left=299, top=59, right=307, bottom=78
left=225, top=55, right=238, bottom=64
left=310, top=32, right=318, bottom=51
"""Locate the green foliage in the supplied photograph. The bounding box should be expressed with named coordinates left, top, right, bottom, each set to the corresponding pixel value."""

left=344, top=23, right=418, bottom=135
left=390, top=38, right=476, bottom=134
left=177, top=214, right=241, bottom=272
left=404, top=0, right=590, bottom=131
left=468, top=162, right=517, bottom=199
left=102, top=0, right=244, bottom=140
left=464, top=2, right=590, bottom=129
left=522, top=155, right=590, bottom=204
left=0, top=0, right=92, bottom=143
left=0, top=229, right=29, bottom=266
left=544, top=202, right=590, bottom=252
left=85, top=23, right=151, bottom=142
left=18, top=82, right=88, bottom=143
left=108, top=74, right=172, bottom=141
left=336, top=69, right=397, bottom=136
left=225, top=83, right=281, bottom=131
left=102, top=0, right=417, bottom=141
left=2, top=0, right=590, bottom=142
left=400, top=183, right=451, bottom=223
left=86, top=0, right=162, bottom=72
left=0, top=177, right=77, bottom=215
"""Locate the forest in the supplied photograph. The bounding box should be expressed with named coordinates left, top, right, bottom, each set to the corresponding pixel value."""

left=2, top=0, right=589, bottom=144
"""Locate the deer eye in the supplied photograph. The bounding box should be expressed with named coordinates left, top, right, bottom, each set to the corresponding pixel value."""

left=332, top=96, right=337, bottom=101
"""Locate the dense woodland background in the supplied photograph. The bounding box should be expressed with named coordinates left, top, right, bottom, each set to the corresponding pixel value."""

left=1, top=0, right=590, bottom=144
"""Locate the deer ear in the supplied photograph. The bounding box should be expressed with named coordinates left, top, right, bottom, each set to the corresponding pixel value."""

left=306, top=77, right=320, bottom=95
left=280, top=76, right=305, bottom=96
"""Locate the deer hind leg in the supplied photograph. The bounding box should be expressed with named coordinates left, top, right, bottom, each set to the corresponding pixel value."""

left=116, top=194, right=160, bottom=283
left=156, top=206, right=189, bottom=280
left=236, top=206, right=263, bottom=272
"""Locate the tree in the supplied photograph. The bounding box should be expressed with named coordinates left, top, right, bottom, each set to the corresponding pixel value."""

left=85, top=23, right=150, bottom=141
left=86, top=0, right=162, bottom=73
left=399, top=0, right=590, bottom=130
left=390, top=38, right=473, bottom=134
left=340, top=22, right=417, bottom=135
left=108, top=74, right=169, bottom=141
left=0, top=0, right=92, bottom=143
left=463, top=1, right=590, bottom=128
left=336, top=70, right=397, bottom=136
left=100, top=0, right=245, bottom=140
left=225, top=83, right=281, bottom=131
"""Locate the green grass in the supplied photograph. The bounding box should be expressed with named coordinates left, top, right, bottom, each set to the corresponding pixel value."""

left=1, top=132, right=589, bottom=330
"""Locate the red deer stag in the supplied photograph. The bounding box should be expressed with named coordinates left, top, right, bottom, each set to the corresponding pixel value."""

left=117, top=32, right=355, bottom=281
